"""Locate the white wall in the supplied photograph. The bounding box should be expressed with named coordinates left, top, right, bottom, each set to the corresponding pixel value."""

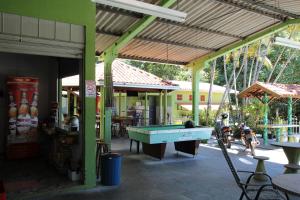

left=0, top=52, right=59, bottom=155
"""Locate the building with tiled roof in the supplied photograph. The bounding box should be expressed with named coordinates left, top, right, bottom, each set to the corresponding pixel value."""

left=170, top=80, right=237, bottom=94
left=239, top=81, right=300, bottom=99
left=62, top=59, right=179, bottom=126
left=169, top=80, right=238, bottom=124
left=62, top=59, right=179, bottom=91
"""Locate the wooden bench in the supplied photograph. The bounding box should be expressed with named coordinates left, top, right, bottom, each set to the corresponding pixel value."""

left=253, top=156, right=269, bottom=181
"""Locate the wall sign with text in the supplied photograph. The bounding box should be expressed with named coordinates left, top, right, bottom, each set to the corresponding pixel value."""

left=85, top=80, right=96, bottom=97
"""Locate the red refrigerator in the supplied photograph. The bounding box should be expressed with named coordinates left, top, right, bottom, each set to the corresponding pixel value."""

left=6, top=77, right=39, bottom=159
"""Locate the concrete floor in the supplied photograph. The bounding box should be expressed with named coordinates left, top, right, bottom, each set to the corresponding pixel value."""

left=0, top=157, right=78, bottom=200
left=37, top=138, right=299, bottom=200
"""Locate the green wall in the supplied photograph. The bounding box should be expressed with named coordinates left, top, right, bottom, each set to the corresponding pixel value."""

left=111, top=90, right=227, bottom=125
left=0, top=0, right=97, bottom=187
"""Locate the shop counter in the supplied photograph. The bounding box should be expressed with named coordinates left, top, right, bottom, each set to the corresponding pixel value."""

left=43, top=127, right=80, bottom=174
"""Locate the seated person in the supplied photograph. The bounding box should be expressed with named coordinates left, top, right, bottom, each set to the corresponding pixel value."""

left=184, top=120, right=195, bottom=128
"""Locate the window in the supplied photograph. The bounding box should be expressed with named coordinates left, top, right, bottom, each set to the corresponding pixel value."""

left=200, top=95, right=205, bottom=102
left=189, top=95, right=192, bottom=101
left=177, top=94, right=183, bottom=100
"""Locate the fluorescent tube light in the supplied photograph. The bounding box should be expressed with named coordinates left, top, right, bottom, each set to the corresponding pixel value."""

left=274, top=37, right=300, bottom=49
left=92, top=0, right=187, bottom=22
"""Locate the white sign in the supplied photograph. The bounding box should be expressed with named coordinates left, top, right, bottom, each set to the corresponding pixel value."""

left=85, top=80, right=96, bottom=97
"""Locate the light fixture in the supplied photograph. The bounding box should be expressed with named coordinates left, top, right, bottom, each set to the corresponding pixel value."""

left=92, top=0, right=187, bottom=23
left=273, top=37, right=300, bottom=49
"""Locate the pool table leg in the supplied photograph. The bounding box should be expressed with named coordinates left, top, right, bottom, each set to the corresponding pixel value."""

left=142, top=143, right=166, bottom=159
left=130, top=139, right=140, bottom=154
left=174, top=140, right=200, bottom=156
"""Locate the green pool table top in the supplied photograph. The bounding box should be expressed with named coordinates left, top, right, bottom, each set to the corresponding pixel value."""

left=127, top=125, right=213, bottom=144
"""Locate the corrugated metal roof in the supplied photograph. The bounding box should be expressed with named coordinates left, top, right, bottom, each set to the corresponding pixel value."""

left=95, top=0, right=299, bottom=64
left=62, top=59, right=179, bottom=90
left=119, top=39, right=210, bottom=64
left=240, top=0, right=300, bottom=17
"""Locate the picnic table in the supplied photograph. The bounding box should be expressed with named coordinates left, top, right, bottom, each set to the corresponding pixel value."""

left=270, top=142, right=300, bottom=173
left=272, top=174, right=300, bottom=199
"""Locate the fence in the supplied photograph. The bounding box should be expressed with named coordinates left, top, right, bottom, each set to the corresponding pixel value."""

left=267, top=118, right=300, bottom=135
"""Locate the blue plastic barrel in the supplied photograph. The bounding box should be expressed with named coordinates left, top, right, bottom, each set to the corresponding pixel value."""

left=100, top=153, right=122, bottom=186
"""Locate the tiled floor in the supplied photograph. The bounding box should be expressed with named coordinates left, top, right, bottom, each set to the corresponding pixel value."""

left=35, top=138, right=298, bottom=200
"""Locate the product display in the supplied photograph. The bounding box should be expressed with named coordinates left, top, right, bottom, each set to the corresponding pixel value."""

left=7, top=77, right=39, bottom=144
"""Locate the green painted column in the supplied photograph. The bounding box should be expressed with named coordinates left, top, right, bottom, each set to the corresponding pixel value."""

left=164, top=90, right=168, bottom=125
left=74, top=93, right=77, bottom=115
left=192, top=66, right=201, bottom=126
left=288, top=96, right=292, bottom=137
left=103, top=49, right=117, bottom=149
left=160, top=91, right=163, bottom=124
left=275, top=108, right=280, bottom=142
left=144, top=92, right=148, bottom=125
left=100, top=86, right=105, bottom=141
left=83, top=57, right=97, bottom=186
left=67, top=90, right=71, bottom=116
left=119, top=92, right=122, bottom=116
left=124, top=92, right=127, bottom=117
left=263, top=93, right=269, bottom=145
left=276, top=128, right=280, bottom=142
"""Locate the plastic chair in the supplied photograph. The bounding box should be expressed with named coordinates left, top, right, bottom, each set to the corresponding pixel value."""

left=217, top=139, right=285, bottom=200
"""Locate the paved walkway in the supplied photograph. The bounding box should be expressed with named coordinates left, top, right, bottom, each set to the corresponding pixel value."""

left=38, top=138, right=298, bottom=200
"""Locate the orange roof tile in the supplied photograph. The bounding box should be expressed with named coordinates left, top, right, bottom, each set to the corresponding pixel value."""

left=238, top=82, right=300, bottom=99
left=63, top=59, right=178, bottom=90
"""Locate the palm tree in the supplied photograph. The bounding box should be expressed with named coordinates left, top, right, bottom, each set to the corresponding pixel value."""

left=268, top=25, right=300, bottom=83
left=273, top=49, right=297, bottom=83
left=206, top=59, right=216, bottom=125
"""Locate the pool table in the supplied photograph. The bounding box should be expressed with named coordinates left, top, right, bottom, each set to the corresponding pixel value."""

left=127, top=125, right=213, bottom=159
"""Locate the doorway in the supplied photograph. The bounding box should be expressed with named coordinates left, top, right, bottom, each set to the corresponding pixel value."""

left=148, top=96, right=157, bottom=125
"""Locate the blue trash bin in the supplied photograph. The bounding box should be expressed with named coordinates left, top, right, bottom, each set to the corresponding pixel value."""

left=100, top=153, right=122, bottom=186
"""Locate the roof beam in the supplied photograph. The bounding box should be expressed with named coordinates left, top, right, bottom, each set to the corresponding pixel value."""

left=96, top=29, right=216, bottom=51
left=187, top=19, right=300, bottom=69
left=103, top=0, right=177, bottom=53
left=118, top=54, right=188, bottom=66
left=240, top=0, right=300, bottom=19
left=96, top=4, right=142, bottom=18
left=157, top=20, right=243, bottom=39
left=213, top=0, right=287, bottom=21
left=96, top=5, right=242, bottom=39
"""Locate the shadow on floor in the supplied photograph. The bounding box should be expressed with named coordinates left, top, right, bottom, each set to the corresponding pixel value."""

left=36, top=138, right=297, bottom=200
left=0, top=157, right=79, bottom=200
